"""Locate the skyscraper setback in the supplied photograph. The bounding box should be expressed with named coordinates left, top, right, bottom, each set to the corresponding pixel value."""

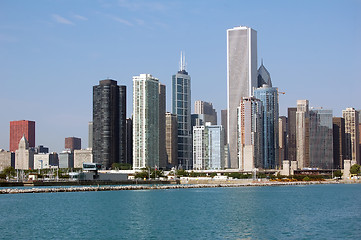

left=10, top=120, right=35, bottom=152
left=93, top=79, right=126, bottom=169
left=172, top=53, right=192, bottom=169
left=227, top=26, right=257, bottom=169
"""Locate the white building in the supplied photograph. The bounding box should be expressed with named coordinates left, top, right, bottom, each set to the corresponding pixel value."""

left=15, top=135, right=34, bottom=170
left=0, top=149, right=14, bottom=171
left=74, top=149, right=93, bottom=168
left=193, top=123, right=225, bottom=170
left=133, top=74, right=160, bottom=170
left=227, top=26, right=258, bottom=169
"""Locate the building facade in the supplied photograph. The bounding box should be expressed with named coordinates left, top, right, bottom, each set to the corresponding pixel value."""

left=88, top=122, right=93, bottom=149
left=342, top=108, right=360, bottom=164
left=279, top=116, right=288, bottom=167
left=133, top=74, right=159, bottom=169
left=227, top=26, right=257, bottom=169
left=296, top=100, right=310, bottom=169
left=309, top=109, right=333, bottom=169
left=0, top=150, right=15, bottom=171
left=287, top=107, right=297, bottom=162
left=165, top=113, right=178, bottom=168
left=93, top=79, right=126, bottom=169
left=15, top=135, right=34, bottom=170
left=65, top=137, right=81, bottom=152
left=237, top=97, right=263, bottom=171
left=172, top=54, right=192, bottom=169
left=126, top=118, right=133, bottom=165
left=159, top=84, right=167, bottom=169
left=194, top=101, right=217, bottom=125
left=74, top=149, right=93, bottom=168
left=254, top=85, right=279, bottom=169
left=10, top=120, right=35, bottom=152
left=333, top=117, right=346, bottom=169
left=58, top=151, right=74, bottom=168
left=33, top=153, right=58, bottom=169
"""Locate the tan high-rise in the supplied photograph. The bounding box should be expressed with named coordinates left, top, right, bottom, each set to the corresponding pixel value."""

left=342, top=108, right=360, bottom=164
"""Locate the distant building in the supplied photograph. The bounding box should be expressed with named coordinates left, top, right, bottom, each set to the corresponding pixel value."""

left=254, top=84, right=279, bottom=169
left=159, top=84, right=167, bottom=169
left=257, top=61, right=272, bottom=87
left=309, top=109, right=333, bottom=169
left=10, top=120, right=35, bottom=152
left=342, top=108, right=360, bottom=164
left=0, top=150, right=15, bottom=171
left=33, top=153, right=58, bottom=169
left=237, top=97, right=263, bottom=171
left=93, top=79, right=126, bottom=169
left=221, top=109, right=227, bottom=144
left=193, top=123, right=225, bottom=170
left=296, top=100, right=310, bottom=169
left=35, top=145, right=49, bottom=154
left=279, top=116, right=288, bottom=166
left=133, top=74, right=159, bottom=169
left=88, top=122, right=93, bottom=149
left=287, top=107, right=297, bottom=162
left=126, top=118, right=133, bottom=165
left=74, top=149, right=93, bottom=168
left=165, top=113, right=178, bottom=168
left=333, top=117, right=345, bottom=169
left=194, top=101, right=217, bottom=125
left=172, top=53, right=192, bottom=169
left=227, top=26, right=257, bottom=169
left=65, top=137, right=81, bottom=152
left=191, top=114, right=205, bottom=128
left=15, top=135, right=34, bottom=170
left=58, top=151, right=74, bottom=169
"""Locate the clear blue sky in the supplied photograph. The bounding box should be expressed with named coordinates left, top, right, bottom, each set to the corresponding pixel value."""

left=1, top=0, right=360, bottom=152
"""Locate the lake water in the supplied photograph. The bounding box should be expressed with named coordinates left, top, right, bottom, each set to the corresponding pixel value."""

left=0, top=184, right=360, bottom=239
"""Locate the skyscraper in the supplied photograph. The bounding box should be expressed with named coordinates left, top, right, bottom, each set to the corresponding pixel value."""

left=296, top=100, right=310, bottom=169
left=333, top=117, right=345, bottom=169
left=227, top=26, right=257, bottom=168
left=279, top=116, right=288, bottom=166
left=172, top=53, right=192, bottom=169
left=159, top=84, right=167, bottom=169
left=287, top=107, right=297, bottom=162
left=93, top=79, right=126, bottom=169
left=15, top=135, right=34, bottom=170
left=237, top=97, right=263, bottom=171
left=221, top=109, right=228, bottom=144
left=342, top=108, right=360, bottom=164
left=133, top=74, right=159, bottom=169
left=65, top=137, right=81, bottom=152
left=165, top=113, right=178, bottom=168
left=309, top=109, right=333, bottom=169
left=257, top=62, right=272, bottom=88
left=194, top=100, right=217, bottom=125
left=254, top=84, right=279, bottom=169
left=10, top=120, right=35, bottom=152
left=126, top=118, right=133, bottom=165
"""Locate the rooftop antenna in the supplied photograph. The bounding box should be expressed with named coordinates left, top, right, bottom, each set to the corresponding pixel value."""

left=179, top=51, right=186, bottom=71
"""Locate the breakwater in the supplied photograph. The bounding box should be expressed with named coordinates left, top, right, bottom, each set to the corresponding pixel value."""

left=0, top=181, right=338, bottom=194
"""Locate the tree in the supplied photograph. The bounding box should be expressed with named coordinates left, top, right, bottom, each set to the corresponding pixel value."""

left=2, top=166, right=15, bottom=179
left=350, top=164, right=361, bottom=175
left=333, top=170, right=342, bottom=178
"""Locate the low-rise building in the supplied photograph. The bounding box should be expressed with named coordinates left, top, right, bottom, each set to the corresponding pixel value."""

left=0, top=149, right=15, bottom=171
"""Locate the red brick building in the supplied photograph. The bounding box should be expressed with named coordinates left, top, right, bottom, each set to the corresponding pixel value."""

left=65, top=137, right=81, bottom=152
left=10, top=120, right=35, bottom=152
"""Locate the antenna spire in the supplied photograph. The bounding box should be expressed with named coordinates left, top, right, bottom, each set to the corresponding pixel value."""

left=179, top=51, right=186, bottom=71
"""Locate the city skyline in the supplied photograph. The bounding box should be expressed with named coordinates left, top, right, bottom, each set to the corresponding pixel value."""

left=1, top=0, right=360, bottom=152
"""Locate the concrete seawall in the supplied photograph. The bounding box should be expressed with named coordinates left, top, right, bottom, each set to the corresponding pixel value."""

left=0, top=181, right=339, bottom=194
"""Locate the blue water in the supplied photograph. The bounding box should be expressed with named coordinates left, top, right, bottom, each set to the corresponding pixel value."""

left=0, top=184, right=360, bottom=239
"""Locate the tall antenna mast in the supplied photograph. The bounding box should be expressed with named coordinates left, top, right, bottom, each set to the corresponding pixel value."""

left=179, top=51, right=186, bottom=71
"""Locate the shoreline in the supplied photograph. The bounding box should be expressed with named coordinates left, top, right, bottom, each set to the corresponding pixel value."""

left=0, top=180, right=353, bottom=194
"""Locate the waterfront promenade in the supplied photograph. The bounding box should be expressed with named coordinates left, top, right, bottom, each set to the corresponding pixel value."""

left=0, top=180, right=347, bottom=194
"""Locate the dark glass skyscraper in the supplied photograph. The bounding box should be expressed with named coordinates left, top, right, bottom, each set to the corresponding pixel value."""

left=93, top=79, right=126, bottom=169
left=172, top=53, right=192, bottom=169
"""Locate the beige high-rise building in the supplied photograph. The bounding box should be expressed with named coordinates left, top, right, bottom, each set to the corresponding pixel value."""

left=342, top=108, right=360, bottom=164
left=74, top=149, right=93, bottom=168
left=15, top=135, right=34, bottom=170
left=296, top=100, right=309, bottom=169
left=165, top=113, right=178, bottom=167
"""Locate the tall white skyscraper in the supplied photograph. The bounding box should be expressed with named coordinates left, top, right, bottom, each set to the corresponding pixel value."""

left=227, top=26, right=257, bottom=168
left=133, top=74, right=160, bottom=170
